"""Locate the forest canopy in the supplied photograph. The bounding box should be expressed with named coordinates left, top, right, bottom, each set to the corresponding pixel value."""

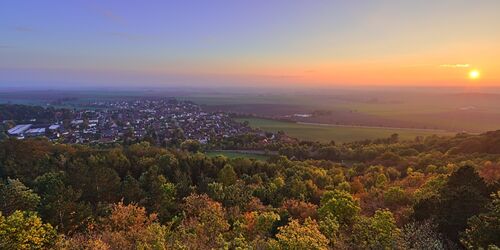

left=0, top=130, right=498, bottom=249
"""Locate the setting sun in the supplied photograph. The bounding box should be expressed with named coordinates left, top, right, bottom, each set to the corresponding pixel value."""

left=469, top=70, right=480, bottom=80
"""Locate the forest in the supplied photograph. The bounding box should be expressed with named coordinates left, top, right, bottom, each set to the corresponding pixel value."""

left=0, top=104, right=70, bottom=124
left=0, top=131, right=499, bottom=249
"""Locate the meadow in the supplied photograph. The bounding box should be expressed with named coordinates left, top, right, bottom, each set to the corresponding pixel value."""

left=236, top=117, right=454, bottom=143
left=206, top=150, right=271, bottom=161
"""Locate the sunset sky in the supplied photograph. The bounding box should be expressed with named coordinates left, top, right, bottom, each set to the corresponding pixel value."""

left=1, top=0, right=499, bottom=88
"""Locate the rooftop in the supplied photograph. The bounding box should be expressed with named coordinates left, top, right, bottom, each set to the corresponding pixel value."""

left=7, top=124, right=32, bottom=135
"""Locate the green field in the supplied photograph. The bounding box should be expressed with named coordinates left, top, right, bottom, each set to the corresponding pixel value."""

left=180, top=92, right=500, bottom=133
left=236, top=118, right=454, bottom=143
left=206, top=150, right=270, bottom=161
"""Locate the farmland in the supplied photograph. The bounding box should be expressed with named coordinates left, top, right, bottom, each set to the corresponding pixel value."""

left=181, top=91, right=500, bottom=133
left=236, top=117, right=454, bottom=143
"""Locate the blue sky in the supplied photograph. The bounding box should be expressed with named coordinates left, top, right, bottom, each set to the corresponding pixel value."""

left=1, top=0, right=500, bottom=88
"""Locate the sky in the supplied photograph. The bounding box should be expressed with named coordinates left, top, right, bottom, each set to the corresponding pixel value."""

left=1, top=0, right=500, bottom=89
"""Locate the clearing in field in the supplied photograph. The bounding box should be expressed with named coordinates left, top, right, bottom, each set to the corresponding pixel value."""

left=236, top=118, right=454, bottom=143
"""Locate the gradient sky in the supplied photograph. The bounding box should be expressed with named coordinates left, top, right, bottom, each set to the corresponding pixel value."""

left=1, top=0, right=500, bottom=89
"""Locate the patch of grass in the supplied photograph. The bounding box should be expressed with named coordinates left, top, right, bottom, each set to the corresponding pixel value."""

left=236, top=118, right=454, bottom=143
left=206, top=150, right=270, bottom=161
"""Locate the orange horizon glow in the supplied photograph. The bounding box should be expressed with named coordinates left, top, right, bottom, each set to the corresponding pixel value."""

left=142, top=42, right=499, bottom=87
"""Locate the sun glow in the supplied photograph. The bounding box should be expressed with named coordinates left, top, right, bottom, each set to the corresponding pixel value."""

left=469, top=70, right=480, bottom=80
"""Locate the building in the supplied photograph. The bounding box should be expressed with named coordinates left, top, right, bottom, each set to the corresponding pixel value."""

left=7, top=124, right=32, bottom=136
left=49, top=124, right=61, bottom=131
left=25, top=128, right=46, bottom=137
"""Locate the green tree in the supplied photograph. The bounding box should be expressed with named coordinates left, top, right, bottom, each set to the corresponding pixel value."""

left=105, top=148, right=131, bottom=178
left=319, top=214, right=340, bottom=248
left=413, top=174, right=447, bottom=202
left=351, top=209, right=400, bottom=250
left=72, top=156, right=121, bottom=205
left=276, top=218, right=329, bottom=250
left=139, top=166, right=176, bottom=222
left=436, top=166, right=491, bottom=242
left=0, top=178, right=40, bottom=215
left=384, top=186, right=410, bottom=207
left=180, top=139, right=201, bottom=153
left=120, top=174, right=145, bottom=204
left=0, top=211, right=58, bottom=249
left=218, top=164, right=237, bottom=186
left=318, top=190, right=360, bottom=226
left=34, top=172, right=91, bottom=233
left=207, top=181, right=253, bottom=209
left=283, top=177, right=308, bottom=201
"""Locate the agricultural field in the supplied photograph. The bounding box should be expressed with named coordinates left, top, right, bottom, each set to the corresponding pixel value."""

left=236, top=117, right=455, bottom=143
left=190, top=91, right=500, bottom=133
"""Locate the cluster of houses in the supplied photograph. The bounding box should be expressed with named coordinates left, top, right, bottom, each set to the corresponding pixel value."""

left=5, top=99, right=254, bottom=145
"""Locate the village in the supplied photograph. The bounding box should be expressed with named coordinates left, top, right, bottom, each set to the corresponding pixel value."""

left=5, top=99, right=256, bottom=145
